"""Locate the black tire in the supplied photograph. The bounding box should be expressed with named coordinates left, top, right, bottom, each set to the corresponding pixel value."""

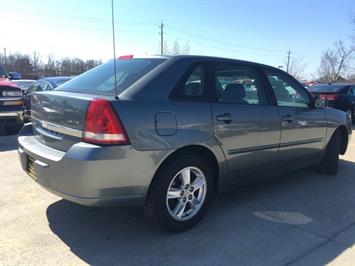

left=346, top=109, right=353, bottom=124
left=144, top=155, right=215, bottom=233
left=319, top=130, right=341, bottom=175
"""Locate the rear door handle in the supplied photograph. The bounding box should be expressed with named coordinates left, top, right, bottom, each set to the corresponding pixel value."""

left=281, top=114, right=293, bottom=123
left=216, top=113, right=234, bottom=123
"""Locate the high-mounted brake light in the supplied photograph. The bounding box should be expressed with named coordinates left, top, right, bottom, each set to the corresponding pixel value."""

left=83, top=99, right=130, bottom=145
left=118, top=55, right=134, bottom=60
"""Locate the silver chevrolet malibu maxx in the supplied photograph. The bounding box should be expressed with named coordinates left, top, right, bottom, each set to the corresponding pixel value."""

left=18, top=55, right=352, bottom=232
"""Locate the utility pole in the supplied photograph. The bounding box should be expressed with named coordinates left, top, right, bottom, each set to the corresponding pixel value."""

left=159, top=21, right=164, bottom=55
left=286, top=50, right=291, bottom=73
left=4, top=47, right=7, bottom=65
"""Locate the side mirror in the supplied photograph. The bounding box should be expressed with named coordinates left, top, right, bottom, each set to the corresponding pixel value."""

left=314, top=97, right=326, bottom=109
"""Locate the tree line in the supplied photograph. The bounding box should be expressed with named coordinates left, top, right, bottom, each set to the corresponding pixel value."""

left=287, top=16, right=354, bottom=83
left=0, top=51, right=102, bottom=79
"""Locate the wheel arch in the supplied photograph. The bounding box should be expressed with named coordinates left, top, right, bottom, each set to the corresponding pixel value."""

left=147, top=145, right=220, bottom=198
left=337, top=125, right=349, bottom=155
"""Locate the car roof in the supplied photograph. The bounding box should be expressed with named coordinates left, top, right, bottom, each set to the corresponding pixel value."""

left=131, top=54, right=284, bottom=72
left=313, top=83, right=352, bottom=88
left=41, top=76, right=73, bottom=82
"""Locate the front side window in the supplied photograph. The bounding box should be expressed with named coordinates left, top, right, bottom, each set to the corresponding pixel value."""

left=266, top=69, right=310, bottom=108
left=215, top=65, right=267, bottom=105
left=42, top=81, right=52, bottom=91
left=349, top=87, right=355, bottom=96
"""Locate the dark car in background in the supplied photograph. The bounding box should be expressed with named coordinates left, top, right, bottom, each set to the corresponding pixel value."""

left=308, top=83, right=355, bottom=123
left=24, top=76, right=73, bottom=120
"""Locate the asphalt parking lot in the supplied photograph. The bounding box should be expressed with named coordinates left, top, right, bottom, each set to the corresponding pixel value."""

left=1, top=127, right=354, bottom=266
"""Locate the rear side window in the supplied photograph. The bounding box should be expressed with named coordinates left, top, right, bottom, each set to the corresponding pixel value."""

left=171, top=64, right=207, bottom=100
left=182, top=65, right=205, bottom=97
left=57, top=59, right=165, bottom=95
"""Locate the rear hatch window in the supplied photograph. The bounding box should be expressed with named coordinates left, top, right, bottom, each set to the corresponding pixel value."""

left=56, top=58, right=165, bottom=96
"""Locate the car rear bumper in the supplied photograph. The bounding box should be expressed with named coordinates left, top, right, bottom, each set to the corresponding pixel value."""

left=18, top=124, right=168, bottom=207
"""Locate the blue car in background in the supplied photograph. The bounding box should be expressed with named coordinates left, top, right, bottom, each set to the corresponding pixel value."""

left=24, top=76, right=73, bottom=121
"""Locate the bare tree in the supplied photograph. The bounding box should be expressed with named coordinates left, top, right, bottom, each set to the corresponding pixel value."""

left=181, top=42, right=190, bottom=55
left=163, top=40, right=169, bottom=55
left=31, top=51, right=42, bottom=77
left=317, top=40, right=353, bottom=82
left=171, top=39, right=181, bottom=55
left=284, top=56, right=306, bottom=80
left=0, top=50, right=101, bottom=78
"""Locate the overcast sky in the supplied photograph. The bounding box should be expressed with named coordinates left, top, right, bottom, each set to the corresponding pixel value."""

left=1, top=0, right=354, bottom=78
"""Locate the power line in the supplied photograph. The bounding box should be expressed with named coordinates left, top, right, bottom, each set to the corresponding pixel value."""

left=164, top=33, right=283, bottom=58
left=2, top=4, right=286, bottom=55
left=2, top=17, right=155, bottom=33
left=0, top=5, right=157, bottom=25
left=168, top=24, right=285, bottom=53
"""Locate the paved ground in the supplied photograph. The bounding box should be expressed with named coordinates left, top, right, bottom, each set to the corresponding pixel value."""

left=1, top=127, right=354, bottom=266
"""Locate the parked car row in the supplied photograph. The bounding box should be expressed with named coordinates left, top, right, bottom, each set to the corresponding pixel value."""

left=0, top=64, right=73, bottom=133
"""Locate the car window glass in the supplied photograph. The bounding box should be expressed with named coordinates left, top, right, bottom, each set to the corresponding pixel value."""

left=349, top=87, right=355, bottom=96
left=266, top=70, right=310, bottom=108
left=26, top=82, right=41, bottom=94
left=215, top=65, right=267, bottom=105
left=182, top=65, right=205, bottom=97
left=58, top=59, right=165, bottom=96
left=42, top=81, right=52, bottom=91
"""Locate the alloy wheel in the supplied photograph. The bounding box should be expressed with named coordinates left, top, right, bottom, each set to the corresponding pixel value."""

left=166, top=166, right=207, bottom=221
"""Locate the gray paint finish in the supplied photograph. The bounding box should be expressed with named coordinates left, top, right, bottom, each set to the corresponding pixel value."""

left=17, top=55, right=352, bottom=207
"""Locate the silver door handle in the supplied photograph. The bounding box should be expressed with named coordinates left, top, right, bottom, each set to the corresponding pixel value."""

left=216, top=113, right=234, bottom=123
left=281, top=114, right=293, bottom=123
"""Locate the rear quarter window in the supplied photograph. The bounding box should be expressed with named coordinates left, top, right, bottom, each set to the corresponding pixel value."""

left=56, top=58, right=166, bottom=96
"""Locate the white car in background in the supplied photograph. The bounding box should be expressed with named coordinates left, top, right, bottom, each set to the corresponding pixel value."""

left=11, top=80, right=36, bottom=93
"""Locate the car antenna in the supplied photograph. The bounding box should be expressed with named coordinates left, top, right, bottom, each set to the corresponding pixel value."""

left=111, top=0, right=119, bottom=100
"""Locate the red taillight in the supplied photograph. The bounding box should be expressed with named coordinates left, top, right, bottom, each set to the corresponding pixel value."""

left=118, top=55, right=134, bottom=60
left=83, top=98, right=129, bottom=145
left=320, top=94, right=337, bottom=101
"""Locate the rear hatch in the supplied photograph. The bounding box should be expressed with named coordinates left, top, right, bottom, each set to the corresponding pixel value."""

left=31, top=91, right=93, bottom=151
left=30, top=57, right=167, bottom=151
